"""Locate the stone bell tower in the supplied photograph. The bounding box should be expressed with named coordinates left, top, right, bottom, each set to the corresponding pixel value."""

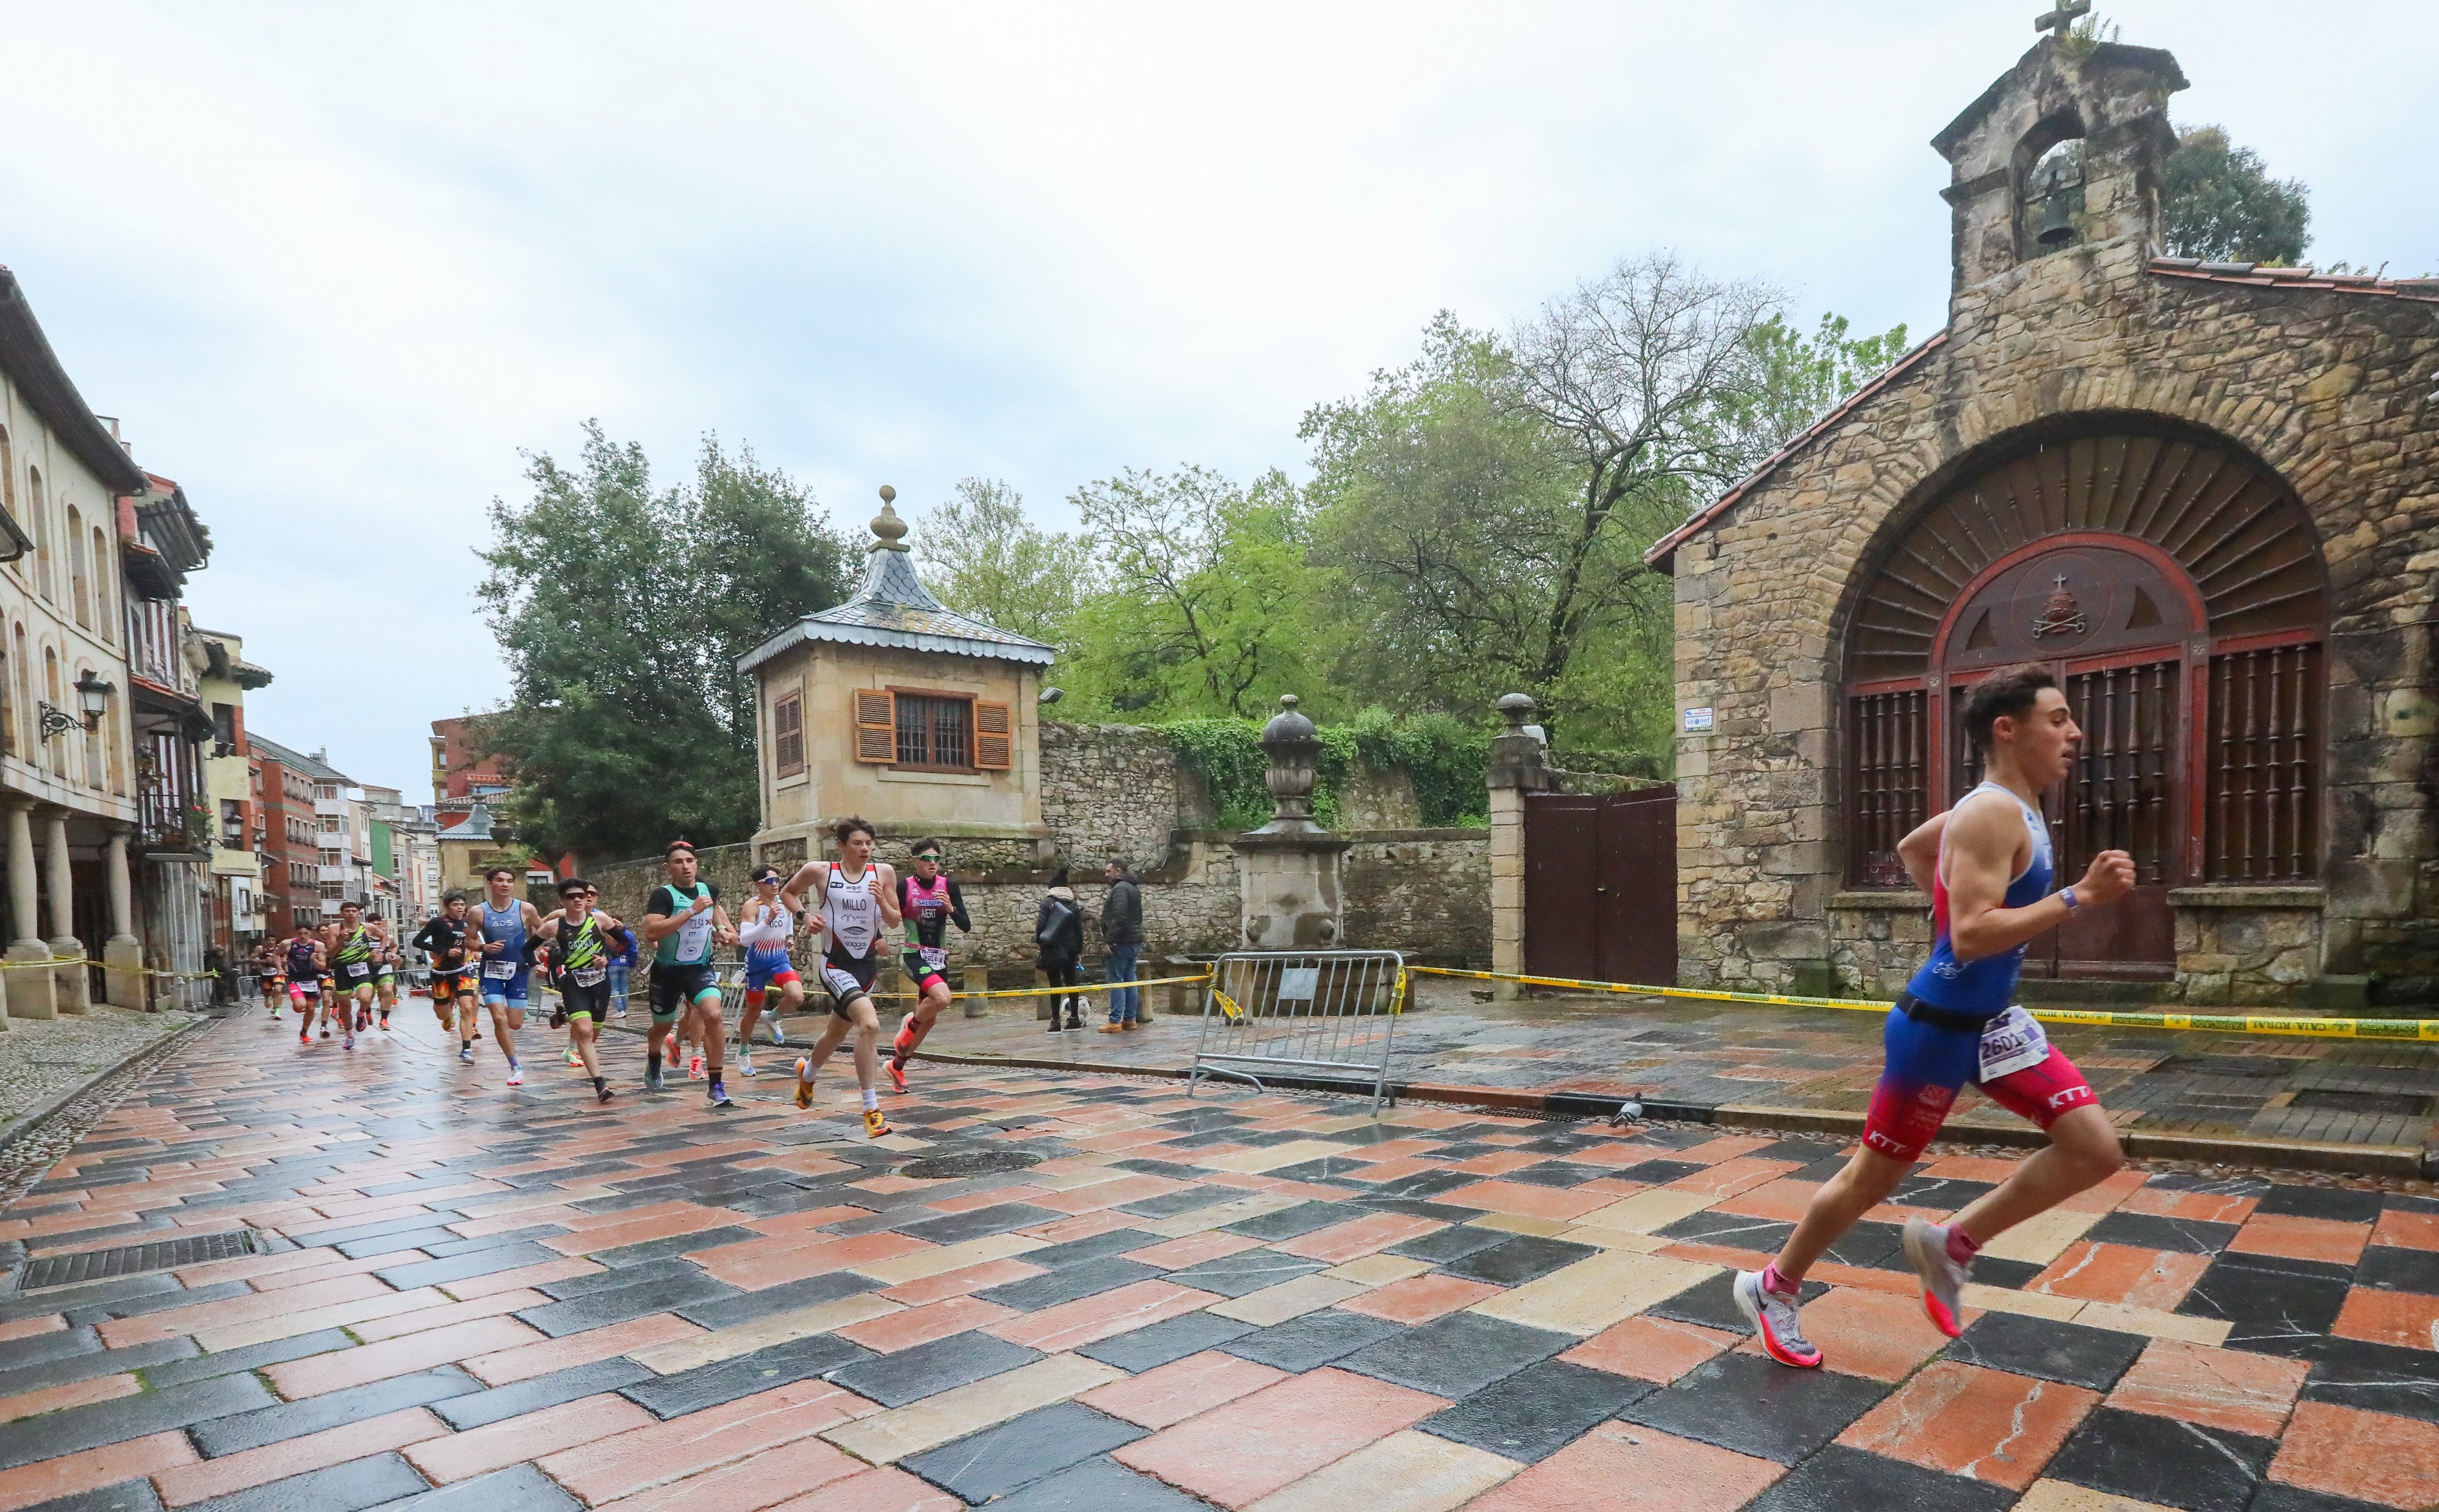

left=1931, top=24, right=2187, bottom=318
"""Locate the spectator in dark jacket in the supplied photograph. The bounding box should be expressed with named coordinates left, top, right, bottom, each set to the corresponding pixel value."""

left=1099, top=857, right=1144, bottom=1031
left=1035, top=869, right=1085, bottom=1032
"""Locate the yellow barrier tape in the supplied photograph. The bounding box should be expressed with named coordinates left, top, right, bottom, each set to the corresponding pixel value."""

left=690, top=970, right=1213, bottom=1004
left=1407, top=966, right=2439, bottom=1043
left=0, top=955, right=205, bottom=981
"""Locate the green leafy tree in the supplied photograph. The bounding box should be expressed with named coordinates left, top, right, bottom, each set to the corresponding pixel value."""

left=475, top=423, right=848, bottom=862
left=918, top=477, right=1090, bottom=649
left=2164, top=126, right=2311, bottom=265
left=1063, top=465, right=1323, bottom=719
left=1737, top=312, right=1912, bottom=455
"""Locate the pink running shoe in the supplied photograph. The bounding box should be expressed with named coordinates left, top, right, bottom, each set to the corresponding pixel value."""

left=1733, top=1269, right=1821, bottom=1368
left=1902, top=1218, right=1973, bottom=1338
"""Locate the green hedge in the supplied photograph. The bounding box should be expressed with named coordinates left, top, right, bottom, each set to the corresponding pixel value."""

left=1158, top=709, right=1489, bottom=832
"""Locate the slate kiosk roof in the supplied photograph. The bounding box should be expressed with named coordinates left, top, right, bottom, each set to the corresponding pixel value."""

left=737, top=492, right=1057, bottom=672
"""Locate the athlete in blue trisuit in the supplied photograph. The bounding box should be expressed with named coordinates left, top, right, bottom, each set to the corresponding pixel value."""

left=472, top=865, right=546, bottom=1089
left=1737, top=665, right=2137, bottom=1368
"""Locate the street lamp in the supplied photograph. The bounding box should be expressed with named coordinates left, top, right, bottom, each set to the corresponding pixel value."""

left=39, top=673, right=113, bottom=741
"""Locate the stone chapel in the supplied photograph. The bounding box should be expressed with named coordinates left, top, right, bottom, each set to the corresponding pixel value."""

left=1654, top=34, right=2438, bottom=1009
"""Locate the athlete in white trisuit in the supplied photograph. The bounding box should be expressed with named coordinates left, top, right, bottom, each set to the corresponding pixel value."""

left=779, top=816, right=902, bottom=1139
left=734, top=866, right=805, bottom=1077
left=1735, top=665, right=2136, bottom=1369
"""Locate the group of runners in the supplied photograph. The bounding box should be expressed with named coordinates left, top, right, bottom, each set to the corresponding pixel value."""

left=249, top=816, right=972, bottom=1140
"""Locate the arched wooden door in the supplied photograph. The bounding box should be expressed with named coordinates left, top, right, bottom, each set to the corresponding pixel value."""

left=1843, top=426, right=2327, bottom=981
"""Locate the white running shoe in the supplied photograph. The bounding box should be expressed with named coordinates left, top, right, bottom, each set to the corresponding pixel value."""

left=768, top=1019, right=785, bottom=1046
left=459, top=1044, right=474, bottom=1064
left=505, top=1064, right=524, bottom=1088
left=1902, top=1218, right=1973, bottom=1338
left=1733, top=1269, right=1821, bottom=1368
left=565, top=1046, right=582, bottom=1068
left=736, top=1052, right=755, bottom=1077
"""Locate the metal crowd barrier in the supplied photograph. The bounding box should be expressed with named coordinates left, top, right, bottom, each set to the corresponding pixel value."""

left=1188, top=950, right=1408, bottom=1112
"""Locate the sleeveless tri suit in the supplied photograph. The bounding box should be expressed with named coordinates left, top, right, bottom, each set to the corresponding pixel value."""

left=1862, top=782, right=2098, bottom=1162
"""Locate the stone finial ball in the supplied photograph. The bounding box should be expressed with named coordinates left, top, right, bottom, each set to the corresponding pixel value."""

left=879, top=484, right=896, bottom=503
left=1497, top=692, right=1537, bottom=727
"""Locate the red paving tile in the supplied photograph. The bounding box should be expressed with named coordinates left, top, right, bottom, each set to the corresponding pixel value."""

left=1079, top=1349, right=1290, bottom=1429
left=1447, top=1150, right=1545, bottom=1177
left=1113, top=1366, right=1446, bottom=1507
left=407, top=1394, right=657, bottom=1486
left=1274, top=1211, right=1445, bottom=1263
left=1663, top=1157, right=1801, bottom=1200
left=1338, top=1274, right=1507, bottom=1325
left=1672, top=1135, right=1775, bottom=1164
left=1562, top=1314, right=1738, bottom=1383
left=1467, top=1422, right=1782, bottom=1512
left=440, top=1255, right=605, bottom=1300
left=1738, top=1285, right=1950, bottom=1382
left=2268, top=1400, right=2439, bottom=1510
left=2330, top=1288, right=2439, bottom=1350
left=2107, top=1338, right=2309, bottom=1439
left=155, top=1409, right=448, bottom=1507
left=541, top=1380, right=878, bottom=1505
left=1838, top=1361, right=2098, bottom=1491
left=0, top=1431, right=198, bottom=1512
left=465, top=1312, right=709, bottom=1386
left=776, top=1465, right=960, bottom=1511
left=2372, top=1207, right=2439, bottom=1252
left=877, top=1258, right=1047, bottom=1306
left=1344, top=1155, right=1446, bottom=1184
left=833, top=1296, right=1018, bottom=1353
left=2027, top=1241, right=2211, bottom=1310
left=1027, top=1174, right=1185, bottom=1214
left=1711, top=1178, right=1822, bottom=1224
left=1123, top=1232, right=1265, bottom=1270
left=593, top=1434, right=870, bottom=1511
left=266, top=1315, right=547, bottom=1396
left=542, top=1206, right=743, bottom=1256
left=1437, top=1180, right=1614, bottom=1222
left=2118, top=1185, right=2260, bottom=1225
left=2231, top=1213, right=2375, bottom=1268
left=0, top=1374, right=138, bottom=1424
left=1023, top=1208, right=1143, bottom=1244
left=921, top=1185, right=1053, bottom=1214
left=96, top=1272, right=394, bottom=1347
left=351, top=1289, right=552, bottom=1343
left=693, top=1230, right=932, bottom=1289
left=986, top=1280, right=1218, bottom=1353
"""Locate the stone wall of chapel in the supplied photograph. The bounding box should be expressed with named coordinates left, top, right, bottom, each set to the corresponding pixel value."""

left=1673, top=237, right=2439, bottom=1005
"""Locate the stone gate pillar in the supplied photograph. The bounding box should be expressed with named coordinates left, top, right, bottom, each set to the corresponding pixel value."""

left=1485, top=694, right=1552, bottom=1002
left=4, top=799, right=52, bottom=1019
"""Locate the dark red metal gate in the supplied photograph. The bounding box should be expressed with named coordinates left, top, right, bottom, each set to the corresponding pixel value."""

left=1523, top=785, right=1677, bottom=986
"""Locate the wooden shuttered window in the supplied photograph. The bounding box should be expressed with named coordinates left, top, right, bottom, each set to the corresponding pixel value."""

left=974, top=700, right=1013, bottom=770
left=772, top=693, right=804, bottom=778
left=852, top=690, right=896, bottom=763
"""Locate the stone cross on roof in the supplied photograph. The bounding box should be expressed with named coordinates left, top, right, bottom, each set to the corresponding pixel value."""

left=2035, top=0, right=2090, bottom=40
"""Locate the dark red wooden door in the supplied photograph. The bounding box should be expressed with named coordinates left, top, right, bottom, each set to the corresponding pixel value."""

left=1524, top=786, right=1677, bottom=986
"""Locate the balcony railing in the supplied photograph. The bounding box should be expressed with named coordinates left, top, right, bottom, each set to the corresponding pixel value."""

left=134, top=732, right=211, bottom=859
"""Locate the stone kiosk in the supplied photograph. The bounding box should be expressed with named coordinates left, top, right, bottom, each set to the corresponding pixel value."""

left=1653, top=32, right=2439, bottom=1009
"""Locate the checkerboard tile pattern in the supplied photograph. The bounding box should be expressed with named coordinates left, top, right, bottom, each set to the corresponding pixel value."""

left=0, top=1010, right=2431, bottom=1511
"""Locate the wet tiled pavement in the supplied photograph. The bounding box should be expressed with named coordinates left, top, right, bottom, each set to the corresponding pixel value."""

left=946, top=977, right=2439, bottom=1155
left=0, top=1004, right=2435, bottom=1511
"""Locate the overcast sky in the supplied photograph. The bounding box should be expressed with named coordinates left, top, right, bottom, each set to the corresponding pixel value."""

left=3, top=2, right=2430, bottom=796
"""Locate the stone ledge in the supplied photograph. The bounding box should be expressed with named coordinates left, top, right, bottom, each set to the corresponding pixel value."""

left=2168, top=886, right=2324, bottom=909
left=1827, top=890, right=1928, bottom=911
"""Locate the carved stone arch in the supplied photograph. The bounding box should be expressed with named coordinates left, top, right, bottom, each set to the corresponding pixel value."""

left=1835, top=413, right=2330, bottom=980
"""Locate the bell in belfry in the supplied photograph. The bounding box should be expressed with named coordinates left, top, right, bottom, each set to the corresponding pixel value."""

left=2027, top=141, right=2084, bottom=248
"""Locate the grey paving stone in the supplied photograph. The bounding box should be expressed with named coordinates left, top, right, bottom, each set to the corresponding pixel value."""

left=1418, top=1358, right=1655, bottom=1463
left=590, top=1226, right=763, bottom=1268
left=1221, top=1202, right=1352, bottom=1241
left=0, top=1325, right=101, bottom=1371
left=1076, top=1312, right=1255, bottom=1372
left=973, top=1257, right=1160, bottom=1310
left=434, top=1358, right=655, bottom=1430
left=1118, top=1188, right=1244, bottom=1220
left=1620, top=1352, right=1890, bottom=1465
left=1437, top=1235, right=1599, bottom=1286
left=894, top=1202, right=1068, bottom=1246
left=2255, top=1185, right=2381, bottom=1223
left=533, top=1257, right=696, bottom=1301
left=1015, top=1228, right=1162, bottom=1270
left=1221, top=1309, right=1404, bottom=1372
left=2085, top=1211, right=2241, bottom=1254
left=824, top=1331, right=1042, bottom=1408
left=140, top=1330, right=352, bottom=1389
left=2177, top=1252, right=2352, bottom=1357
left=2044, top=1405, right=2274, bottom=1512
left=901, top=1402, right=1145, bottom=1503
left=0, top=1336, right=196, bottom=1397
left=1338, top=1311, right=1571, bottom=1398
left=983, top=1454, right=1211, bottom=1510
left=676, top=1270, right=882, bottom=1329
left=1384, top=1224, right=1513, bottom=1264
left=1744, top=1444, right=2016, bottom=1512
left=1157, top=1250, right=1327, bottom=1299
left=371, top=1243, right=561, bottom=1292
left=1941, top=1312, right=2148, bottom=1391
left=0, top=1274, right=180, bottom=1323
left=2302, top=1336, right=2439, bottom=1426
left=65, top=1281, right=255, bottom=1327
left=190, top=1368, right=480, bottom=1457
left=620, top=1332, right=874, bottom=1419
left=366, top=1463, right=580, bottom=1512
left=0, top=1370, right=274, bottom=1469
left=16, top=1481, right=163, bottom=1512
left=2358, top=1244, right=2439, bottom=1296
left=335, top=1228, right=459, bottom=1260
left=513, top=1271, right=743, bottom=1338
left=188, top=1453, right=430, bottom=1512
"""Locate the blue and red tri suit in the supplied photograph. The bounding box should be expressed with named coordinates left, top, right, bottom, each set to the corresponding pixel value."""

left=1862, top=782, right=2098, bottom=1161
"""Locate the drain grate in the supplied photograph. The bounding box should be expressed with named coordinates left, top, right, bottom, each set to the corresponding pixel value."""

left=18, top=1229, right=260, bottom=1291
left=899, top=1150, right=1043, bottom=1180
left=2288, top=1088, right=2435, bottom=1118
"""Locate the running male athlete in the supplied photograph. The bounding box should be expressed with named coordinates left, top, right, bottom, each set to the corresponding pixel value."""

left=373, top=925, right=402, bottom=1029
left=887, top=838, right=970, bottom=1093
left=734, top=866, right=802, bottom=1078
left=413, top=893, right=480, bottom=1061
left=284, top=924, right=327, bottom=1045
left=640, top=842, right=737, bottom=1105
left=781, top=816, right=902, bottom=1139
left=1737, top=666, right=2135, bottom=1367
left=252, top=939, right=285, bottom=1020
left=473, top=866, right=545, bottom=1088
left=323, top=901, right=389, bottom=1038
left=535, top=876, right=630, bottom=1104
